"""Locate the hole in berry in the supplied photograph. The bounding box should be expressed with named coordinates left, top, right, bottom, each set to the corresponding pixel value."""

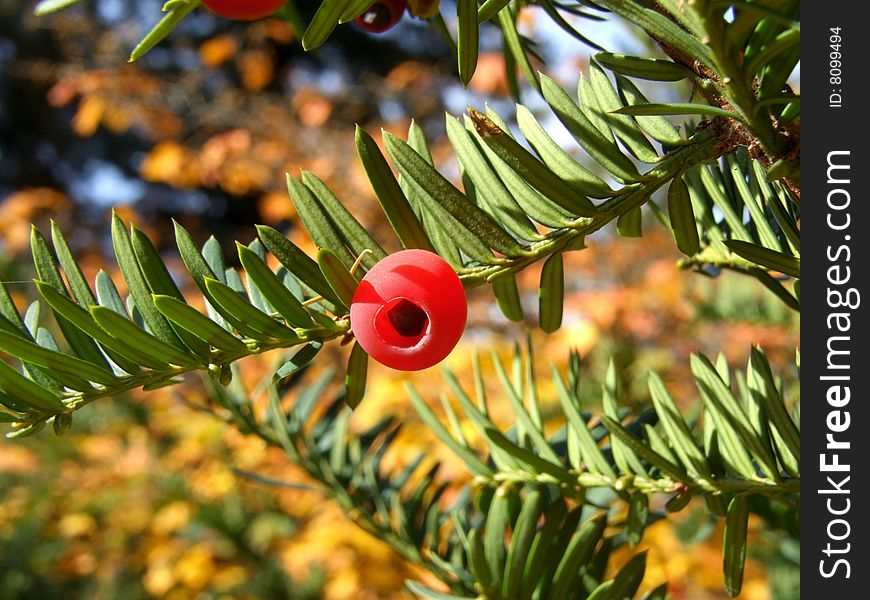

left=373, top=297, right=430, bottom=348
left=387, top=299, right=428, bottom=338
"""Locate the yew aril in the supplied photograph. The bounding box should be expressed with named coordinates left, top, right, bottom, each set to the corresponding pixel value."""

left=354, top=0, right=407, bottom=33
left=349, top=250, right=467, bottom=371
left=202, top=0, right=286, bottom=21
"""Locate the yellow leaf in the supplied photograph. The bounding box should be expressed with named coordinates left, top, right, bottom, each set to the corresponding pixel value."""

left=407, top=0, right=440, bottom=19
left=199, top=35, right=238, bottom=67
left=72, top=94, right=104, bottom=137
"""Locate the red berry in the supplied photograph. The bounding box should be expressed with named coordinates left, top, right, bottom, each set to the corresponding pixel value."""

left=354, top=0, right=407, bottom=33
left=350, top=250, right=467, bottom=371
left=202, top=0, right=286, bottom=21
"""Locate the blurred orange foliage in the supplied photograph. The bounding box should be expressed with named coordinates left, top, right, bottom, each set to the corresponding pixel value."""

left=0, top=16, right=798, bottom=598
left=0, top=188, right=71, bottom=252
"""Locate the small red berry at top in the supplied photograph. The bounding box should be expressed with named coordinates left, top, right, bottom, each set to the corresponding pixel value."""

left=354, top=0, right=407, bottom=33
left=202, top=0, right=286, bottom=21
left=349, top=249, right=467, bottom=371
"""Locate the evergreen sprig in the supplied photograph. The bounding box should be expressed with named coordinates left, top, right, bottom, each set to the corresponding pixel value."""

left=0, top=74, right=769, bottom=431
left=32, top=1, right=800, bottom=168
left=187, top=343, right=798, bottom=598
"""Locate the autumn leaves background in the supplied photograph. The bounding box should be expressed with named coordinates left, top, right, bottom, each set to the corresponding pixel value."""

left=0, top=2, right=798, bottom=598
